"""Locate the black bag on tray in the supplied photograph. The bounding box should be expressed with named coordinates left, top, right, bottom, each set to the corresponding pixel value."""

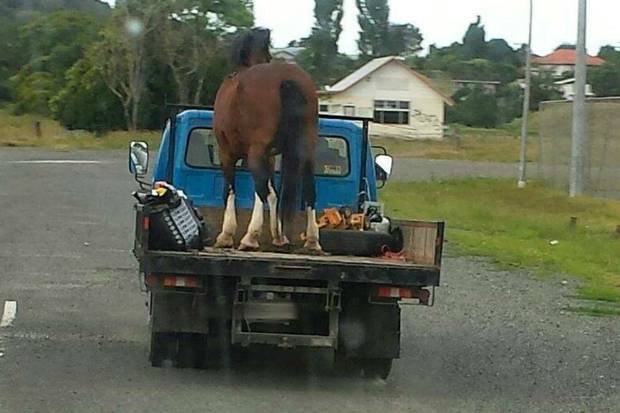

left=148, top=197, right=205, bottom=251
left=134, top=186, right=206, bottom=251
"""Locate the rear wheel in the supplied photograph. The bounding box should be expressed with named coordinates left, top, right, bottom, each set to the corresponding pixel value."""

left=149, top=332, right=178, bottom=368
left=177, top=333, right=208, bottom=368
left=360, top=358, right=393, bottom=380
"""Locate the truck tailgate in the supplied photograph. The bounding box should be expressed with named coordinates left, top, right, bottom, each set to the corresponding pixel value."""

left=141, top=248, right=441, bottom=286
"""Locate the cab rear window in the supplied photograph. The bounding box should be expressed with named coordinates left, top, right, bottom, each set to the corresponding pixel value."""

left=185, top=128, right=350, bottom=177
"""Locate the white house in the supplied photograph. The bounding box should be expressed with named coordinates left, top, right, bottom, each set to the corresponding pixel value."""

left=318, top=56, right=454, bottom=139
left=554, top=78, right=595, bottom=100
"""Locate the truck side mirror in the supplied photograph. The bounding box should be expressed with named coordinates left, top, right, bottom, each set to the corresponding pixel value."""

left=375, top=154, right=393, bottom=187
left=129, top=141, right=149, bottom=176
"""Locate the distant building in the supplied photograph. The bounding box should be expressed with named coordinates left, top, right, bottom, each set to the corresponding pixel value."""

left=318, top=56, right=454, bottom=139
left=554, top=78, right=595, bottom=100
left=270, top=47, right=305, bottom=63
left=453, top=79, right=501, bottom=94
left=533, top=47, right=605, bottom=78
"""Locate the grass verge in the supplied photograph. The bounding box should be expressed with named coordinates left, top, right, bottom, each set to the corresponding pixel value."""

left=373, top=114, right=541, bottom=163
left=382, top=178, right=620, bottom=312
left=373, top=127, right=540, bottom=163
left=0, top=110, right=160, bottom=150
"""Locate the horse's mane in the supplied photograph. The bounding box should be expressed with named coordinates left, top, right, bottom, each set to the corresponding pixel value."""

left=230, top=28, right=272, bottom=68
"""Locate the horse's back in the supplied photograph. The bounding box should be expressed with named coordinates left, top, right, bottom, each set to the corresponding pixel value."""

left=236, top=63, right=318, bottom=132
left=239, top=63, right=317, bottom=104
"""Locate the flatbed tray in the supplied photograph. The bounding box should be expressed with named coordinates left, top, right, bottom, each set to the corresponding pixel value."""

left=141, top=247, right=441, bottom=286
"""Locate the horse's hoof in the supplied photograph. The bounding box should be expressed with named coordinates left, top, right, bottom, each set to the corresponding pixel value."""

left=303, top=239, right=324, bottom=255
left=272, top=235, right=290, bottom=247
left=214, top=233, right=235, bottom=249
left=239, top=233, right=260, bottom=251
left=238, top=242, right=259, bottom=251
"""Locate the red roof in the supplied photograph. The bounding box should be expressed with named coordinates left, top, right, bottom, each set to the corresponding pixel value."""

left=533, top=49, right=605, bottom=66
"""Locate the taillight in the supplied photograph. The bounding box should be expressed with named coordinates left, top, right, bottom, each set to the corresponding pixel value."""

left=143, top=216, right=150, bottom=230
left=145, top=275, right=201, bottom=289
left=163, top=275, right=200, bottom=289
left=373, top=286, right=431, bottom=305
left=376, top=286, right=414, bottom=299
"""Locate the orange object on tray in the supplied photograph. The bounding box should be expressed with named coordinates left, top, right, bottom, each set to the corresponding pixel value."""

left=349, top=213, right=365, bottom=230
left=318, top=208, right=344, bottom=229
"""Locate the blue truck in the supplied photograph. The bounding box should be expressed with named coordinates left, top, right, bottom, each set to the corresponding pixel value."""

left=130, top=106, right=444, bottom=379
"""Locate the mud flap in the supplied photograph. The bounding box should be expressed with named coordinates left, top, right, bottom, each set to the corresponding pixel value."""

left=150, top=291, right=210, bottom=334
left=338, top=301, right=400, bottom=359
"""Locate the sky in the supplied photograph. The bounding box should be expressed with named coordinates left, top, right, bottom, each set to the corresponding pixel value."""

left=103, top=0, right=619, bottom=56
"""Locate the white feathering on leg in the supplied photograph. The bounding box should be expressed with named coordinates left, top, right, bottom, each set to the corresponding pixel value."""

left=240, top=193, right=264, bottom=249
left=304, top=206, right=321, bottom=250
left=215, top=189, right=237, bottom=248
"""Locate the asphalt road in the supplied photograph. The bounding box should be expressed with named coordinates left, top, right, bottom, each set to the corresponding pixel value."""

left=0, top=149, right=618, bottom=413
left=391, top=158, right=520, bottom=182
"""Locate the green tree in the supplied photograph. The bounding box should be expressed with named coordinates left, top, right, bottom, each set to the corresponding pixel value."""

left=448, top=86, right=498, bottom=127
left=529, top=72, right=562, bottom=110
left=0, top=14, right=25, bottom=101
left=50, top=49, right=125, bottom=131
left=356, top=0, right=389, bottom=59
left=590, top=46, right=620, bottom=97
left=155, top=0, right=253, bottom=103
left=590, top=63, right=620, bottom=97
left=598, top=45, right=620, bottom=64
left=356, top=0, right=422, bottom=59
left=10, top=11, right=102, bottom=114
left=297, top=0, right=345, bottom=87
left=461, top=16, right=486, bottom=60
left=94, top=2, right=160, bottom=130
left=486, top=38, right=519, bottom=66
left=386, top=23, right=423, bottom=56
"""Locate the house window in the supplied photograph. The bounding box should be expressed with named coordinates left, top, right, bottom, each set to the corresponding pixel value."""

left=373, top=100, right=410, bottom=124
left=319, top=104, right=329, bottom=113
left=343, top=105, right=355, bottom=116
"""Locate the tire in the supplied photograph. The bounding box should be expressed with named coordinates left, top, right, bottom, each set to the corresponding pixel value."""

left=360, top=358, right=393, bottom=380
left=333, top=351, right=360, bottom=375
left=150, top=332, right=178, bottom=368
left=177, top=333, right=208, bottom=369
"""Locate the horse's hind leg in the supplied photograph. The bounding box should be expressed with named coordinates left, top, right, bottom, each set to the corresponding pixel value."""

left=239, top=155, right=271, bottom=251
left=267, top=178, right=289, bottom=247
left=302, top=159, right=321, bottom=251
left=214, top=159, right=237, bottom=248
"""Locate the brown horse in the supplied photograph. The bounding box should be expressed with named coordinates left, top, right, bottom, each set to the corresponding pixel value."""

left=213, top=28, right=321, bottom=252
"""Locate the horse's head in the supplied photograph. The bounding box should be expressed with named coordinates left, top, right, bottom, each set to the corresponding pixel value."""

left=231, top=27, right=272, bottom=69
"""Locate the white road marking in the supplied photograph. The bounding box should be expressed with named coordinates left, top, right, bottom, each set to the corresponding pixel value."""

left=9, top=160, right=105, bottom=164
left=0, top=301, right=17, bottom=328
left=0, top=253, right=82, bottom=259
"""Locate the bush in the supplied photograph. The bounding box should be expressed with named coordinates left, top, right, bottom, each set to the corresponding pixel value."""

left=448, top=86, right=498, bottom=128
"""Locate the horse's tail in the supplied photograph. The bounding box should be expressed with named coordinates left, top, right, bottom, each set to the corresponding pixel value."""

left=277, top=79, right=308, bottom=228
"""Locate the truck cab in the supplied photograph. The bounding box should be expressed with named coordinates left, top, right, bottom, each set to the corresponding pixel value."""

left=150, top=108, right=392, bottom=213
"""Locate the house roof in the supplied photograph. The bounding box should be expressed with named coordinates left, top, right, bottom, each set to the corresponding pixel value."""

left=533, top=49, right=605, bottom=66
left=454, top=79, right=501, bottom=85
left=554, top=77, right=577, bottom=85
left=324, top=56, right=454, bottom=105
left=271, top=47, right=305, bottom=57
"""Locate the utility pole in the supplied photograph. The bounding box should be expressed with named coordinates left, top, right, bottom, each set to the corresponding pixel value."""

left=570, top=0, right=588, bottom=197
left=518, top=0, right=533, bottom=188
